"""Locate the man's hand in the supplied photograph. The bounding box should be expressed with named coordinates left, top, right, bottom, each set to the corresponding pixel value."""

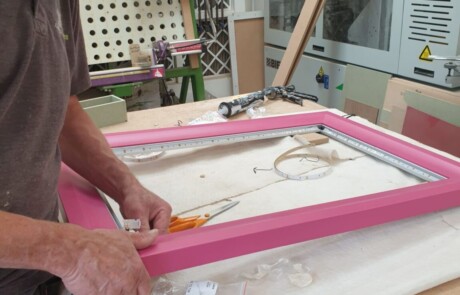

left=58, top=226, right=158, bottom=295
left=0, top=211, right=160, bottom=295
left=119, top=185, right=172, bottom=233
left=59, top=96, right=172, bottom=234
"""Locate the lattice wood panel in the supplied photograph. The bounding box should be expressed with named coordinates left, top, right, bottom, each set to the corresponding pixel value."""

left=195, top=0, right=231, bottom=76
left=200, top=20, right=231, bottom=76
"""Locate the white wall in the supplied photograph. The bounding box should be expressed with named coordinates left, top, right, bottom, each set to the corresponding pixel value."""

left=238, top=0, right=265, bottom=12
left=252, top=1, right=265, bottom=11
left=203, top=74, right=233, bottom=99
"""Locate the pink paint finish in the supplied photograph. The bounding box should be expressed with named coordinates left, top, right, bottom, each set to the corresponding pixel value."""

left=58, top=111, right=460, bottom=276
left=58, top=165, right=118, bottom=230
left=402, top=106, right=460, bottom=158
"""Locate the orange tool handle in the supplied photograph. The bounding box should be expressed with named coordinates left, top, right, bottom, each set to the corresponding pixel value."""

left=168, top=218, right=208, bottom=233
left=169, top=215, right=200, bottom=228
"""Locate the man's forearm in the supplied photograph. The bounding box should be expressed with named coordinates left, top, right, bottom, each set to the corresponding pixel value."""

left=0, top=211, right=77, bottom=276
left=59, top=96, right=139, bottom=203
left=0, top=211, right=158, bottom=294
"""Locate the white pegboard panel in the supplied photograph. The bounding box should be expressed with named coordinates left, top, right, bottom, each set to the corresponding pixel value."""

left=80, top=0, right=187, bottom=65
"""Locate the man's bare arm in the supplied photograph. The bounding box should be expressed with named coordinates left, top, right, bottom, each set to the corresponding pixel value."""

left=0, top=210, right=156, bottom=294
left=59, top=95, right=142, bottom=207
left=59, top=96, right=171, bottom=232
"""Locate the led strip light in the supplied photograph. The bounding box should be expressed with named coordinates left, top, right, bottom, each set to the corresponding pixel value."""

left=321, top=127, right=444, bottom=182
left=273, top=144, right=333, bottom=180
left=112, top=124, right=444, bottom=182
left=112, top=125, right=322, bottom=156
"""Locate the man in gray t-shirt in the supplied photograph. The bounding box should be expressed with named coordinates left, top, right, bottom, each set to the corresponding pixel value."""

left=0, top=1, right=171, bottom=294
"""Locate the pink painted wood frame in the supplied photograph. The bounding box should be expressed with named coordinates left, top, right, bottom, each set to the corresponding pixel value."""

left=58, top=111, right=460, bottom=276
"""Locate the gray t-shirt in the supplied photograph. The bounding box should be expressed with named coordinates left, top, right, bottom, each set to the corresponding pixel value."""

left=0, top=0, right=91, bottom=293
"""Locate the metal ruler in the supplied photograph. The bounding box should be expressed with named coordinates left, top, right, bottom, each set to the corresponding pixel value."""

left=112, top=124, right=444, bottom=182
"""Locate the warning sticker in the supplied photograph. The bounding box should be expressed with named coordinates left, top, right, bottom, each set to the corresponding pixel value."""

left=317, top=66, right=324, bottom=77
left=419, top=45, right=432, bottom=62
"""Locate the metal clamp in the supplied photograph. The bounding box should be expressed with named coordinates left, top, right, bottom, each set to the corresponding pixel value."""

left=428, top=55, right=460, bottom=87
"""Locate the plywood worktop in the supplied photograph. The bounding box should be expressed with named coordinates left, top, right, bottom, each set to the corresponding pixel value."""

left=100, top=97, right=460, bottom=295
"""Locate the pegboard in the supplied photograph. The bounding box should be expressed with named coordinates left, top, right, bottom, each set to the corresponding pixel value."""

left=80, top=0, right=187, bottom=65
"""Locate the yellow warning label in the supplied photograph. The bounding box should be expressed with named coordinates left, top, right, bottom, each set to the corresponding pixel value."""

left=419, top=45, right=432, bottom=62
left=317, top=66, right=324, bottom=77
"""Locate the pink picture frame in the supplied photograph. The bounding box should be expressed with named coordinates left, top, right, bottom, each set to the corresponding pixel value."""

left=58, top=111, right=460, bottom=276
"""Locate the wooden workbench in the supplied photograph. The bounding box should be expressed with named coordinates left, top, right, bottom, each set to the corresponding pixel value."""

left=101, top=96, right=324, bottom=133
left=101, top=97, right=460, bottom=295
